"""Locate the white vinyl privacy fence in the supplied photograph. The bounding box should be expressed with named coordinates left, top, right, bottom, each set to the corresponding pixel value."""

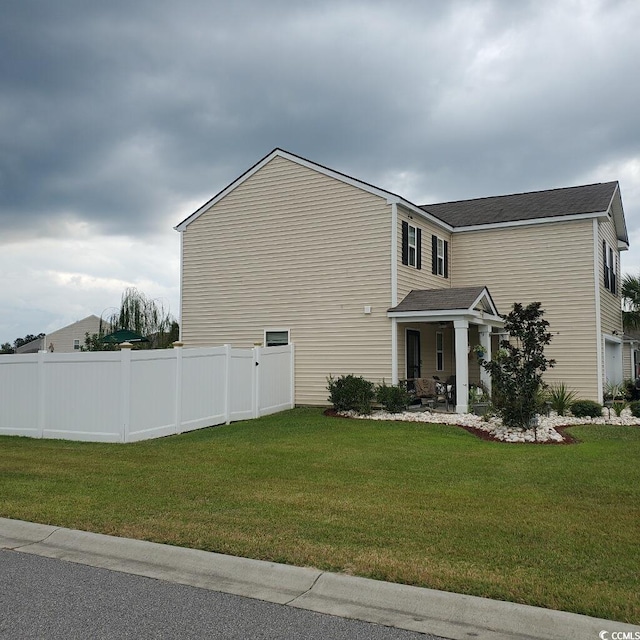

left=0, top=344, right=294, bottom=443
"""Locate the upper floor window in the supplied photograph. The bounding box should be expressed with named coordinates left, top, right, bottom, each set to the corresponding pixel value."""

left=73, top=339, right=80, bottom=350
left=401, top=221, right=422, bottom=269
left=431, top=235, right=449, bottom=278
left=603, top=240, right=617, bottom=295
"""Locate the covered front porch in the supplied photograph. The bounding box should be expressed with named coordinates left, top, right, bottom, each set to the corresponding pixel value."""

left=388, top=287, right=504, bottom=413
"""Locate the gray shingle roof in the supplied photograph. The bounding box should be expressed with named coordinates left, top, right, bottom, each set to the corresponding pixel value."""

left=389, top=287, right=489, bottom=313
left=421, top=182, right=618, bottom=228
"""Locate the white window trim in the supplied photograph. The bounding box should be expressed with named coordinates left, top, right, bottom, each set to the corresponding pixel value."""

left=73, top=339, right=80, bottom=350
left=264, top=328, right=290, bottom=347
left=436, top=237, right=445, bottom=276
left=408, top=223, right=417, bottom=268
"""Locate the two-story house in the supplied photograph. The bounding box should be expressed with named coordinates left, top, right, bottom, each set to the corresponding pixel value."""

left=175, top=149, right=628, bottom=411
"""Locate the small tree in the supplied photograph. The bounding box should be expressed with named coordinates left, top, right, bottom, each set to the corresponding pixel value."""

left=481, top=302, right=555, bottom=432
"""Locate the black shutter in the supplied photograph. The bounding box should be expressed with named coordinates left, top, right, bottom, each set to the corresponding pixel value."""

left=432, top=235, right=437, bottom=275
left=444, top=240, right=449, bottom=278
left=401, top=221, right=408, bottom=266
left=416, top=228, right=422, bottom=270
left=603, top=240, right=609, bottom=290
left=610, top=247, right=616, bottom=294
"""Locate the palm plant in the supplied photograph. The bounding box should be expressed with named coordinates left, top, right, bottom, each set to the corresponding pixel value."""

left=622, top=273, right=640, bottom=332
left=547, top=382, right=577, bottom=416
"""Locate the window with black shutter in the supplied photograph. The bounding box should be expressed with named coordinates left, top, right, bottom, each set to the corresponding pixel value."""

left=603, top=240, right=618, bottom=295
left=431, top=235, right=449, bottom=278
left=402, top=220, right=421, bottom=269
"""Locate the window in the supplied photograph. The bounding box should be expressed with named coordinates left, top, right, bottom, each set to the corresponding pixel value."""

left=401, top=221, right=422, bottom=269
left=73, top=339, right=80, bottom=350
left=408, top=224, right=417, bottom=267
left=436, top=332, right=444, bottom=371
left=603, top=240, right=617, bottom=295
left=431, top=235, right=449, bottom=278
left=265, top=330, right=289, bottom=347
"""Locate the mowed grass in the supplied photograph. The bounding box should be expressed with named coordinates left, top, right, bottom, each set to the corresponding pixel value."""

left=1, top=408, right=638, bottom=623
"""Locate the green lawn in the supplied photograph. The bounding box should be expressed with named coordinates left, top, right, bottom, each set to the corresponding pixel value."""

left=1, top=408, right=638, bottom=623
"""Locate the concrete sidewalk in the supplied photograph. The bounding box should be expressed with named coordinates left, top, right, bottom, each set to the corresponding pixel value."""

left=1, top=517, right=638, bottom=640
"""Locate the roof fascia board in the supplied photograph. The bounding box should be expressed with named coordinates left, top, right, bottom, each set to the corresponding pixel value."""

left=274, top=152, right=455, bottom=230
left=387, top=308, right=504, bottom=327
left=397, top=203, right=454, bottom=232
left=451, top=211, right=605, bottom=234
left=175, top=149, right=281, bottom=231
left=470, top=288, right=500, bottom=317
left=608, top=183, right=629, bottom=245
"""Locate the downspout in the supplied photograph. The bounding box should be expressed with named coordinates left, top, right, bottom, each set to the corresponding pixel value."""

left=391, top=202, right=399, bottom=384
left=593, top=218, right=603, bottom=402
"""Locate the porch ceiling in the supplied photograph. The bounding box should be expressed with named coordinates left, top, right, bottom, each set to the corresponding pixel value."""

left=387, top=286, right=504, bottom=327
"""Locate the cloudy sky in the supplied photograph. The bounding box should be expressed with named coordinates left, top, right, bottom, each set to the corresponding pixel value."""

left=2, top=0, right=639, bottom=345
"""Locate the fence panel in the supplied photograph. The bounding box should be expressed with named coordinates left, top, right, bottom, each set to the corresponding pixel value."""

left=128, top=350, right=178, bottom=442
left=41, top=352, right=123, bottom=442
left=0, top=344, right=293, bottom=443
left=258, top=344, right=295, bottom=416
left=0, top=354, right=39, bottom=437
left=229, top=348, right=255, bottom=422
left=180, top=346, right=228, bottom=433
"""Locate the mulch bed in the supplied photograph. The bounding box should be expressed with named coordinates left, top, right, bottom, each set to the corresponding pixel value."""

left=323, top=408, right=580, bottom=444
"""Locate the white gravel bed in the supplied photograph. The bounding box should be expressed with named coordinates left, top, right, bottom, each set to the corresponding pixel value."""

left=338, top=408, right=640, bottom=443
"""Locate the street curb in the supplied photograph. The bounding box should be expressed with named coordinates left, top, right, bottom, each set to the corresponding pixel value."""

left=2, top=517, right=638, bottom=640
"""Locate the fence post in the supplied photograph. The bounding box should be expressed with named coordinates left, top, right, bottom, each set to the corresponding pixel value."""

left=289, top=343, right=295, bottom=409
left=120, top=342, right=133, bottom=443
left=224, top=344, right=231, bottom=424
left=37, top=350, right=47, bottom=438
left=173, top=341, right=184, bottom=434
left=253, top=345, right=261, bottom=419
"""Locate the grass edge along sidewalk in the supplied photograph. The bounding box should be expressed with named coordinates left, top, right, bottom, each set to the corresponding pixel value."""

left=1, top=407, right=638, bottom=624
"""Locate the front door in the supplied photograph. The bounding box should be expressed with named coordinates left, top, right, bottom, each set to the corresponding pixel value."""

left=406, top=329, right=421, bottom=379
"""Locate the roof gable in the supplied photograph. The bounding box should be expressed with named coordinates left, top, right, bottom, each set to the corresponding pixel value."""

left=175, top=148, right=450, bottom=232
left=388, top=286, right=500, bottom=317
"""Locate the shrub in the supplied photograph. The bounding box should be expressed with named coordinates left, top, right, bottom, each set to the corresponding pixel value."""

left=327, top=374, right=375, bottom=414
left=481, top=302, right=555, bottom=430
left=570, top=400, right=603, bottom=419
left=376, top=381, right=411, bottom=413
left=547, top=382, right=578, bottom=416
left=629, top=401, right=640, bottom=418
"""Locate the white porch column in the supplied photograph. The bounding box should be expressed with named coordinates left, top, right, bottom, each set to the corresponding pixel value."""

left=454, top=320, right=469, bottom=413
left=391, top=317, right=399, bottom=384
left=478, top=326, right=492, bottom=395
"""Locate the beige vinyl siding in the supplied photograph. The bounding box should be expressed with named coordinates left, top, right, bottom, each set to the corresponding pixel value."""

left=451, top=219, right=599, bottom=400
left=181, top=156, right=393, bottom=405
left=622, top=343, right=636, bottom=380
left=598, top=218, right=623, bottom=335
left=396, top=206, right=452, bottom=301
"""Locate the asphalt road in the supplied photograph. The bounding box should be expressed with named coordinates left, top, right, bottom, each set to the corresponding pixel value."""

left=0, top=550, right=444, bottom=640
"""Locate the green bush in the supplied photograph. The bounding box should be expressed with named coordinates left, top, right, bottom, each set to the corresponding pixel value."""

left=570, top=400, right=603, bottom=419
left=327, top=374, right=375, bottom=414
left=629, top=401, right=640, bottom=418
left=376, top=381, right=411, bottom=413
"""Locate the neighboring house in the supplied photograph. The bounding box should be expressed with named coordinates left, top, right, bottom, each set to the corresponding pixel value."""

left=175, top=149, right=628, bottom=410
left=45, top=315, right=105, bottom=353
left=15, top=336, right=44, bottom=354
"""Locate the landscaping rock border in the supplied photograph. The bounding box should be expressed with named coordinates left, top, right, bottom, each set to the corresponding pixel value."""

left=326, top=408, right=640, bottom=444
